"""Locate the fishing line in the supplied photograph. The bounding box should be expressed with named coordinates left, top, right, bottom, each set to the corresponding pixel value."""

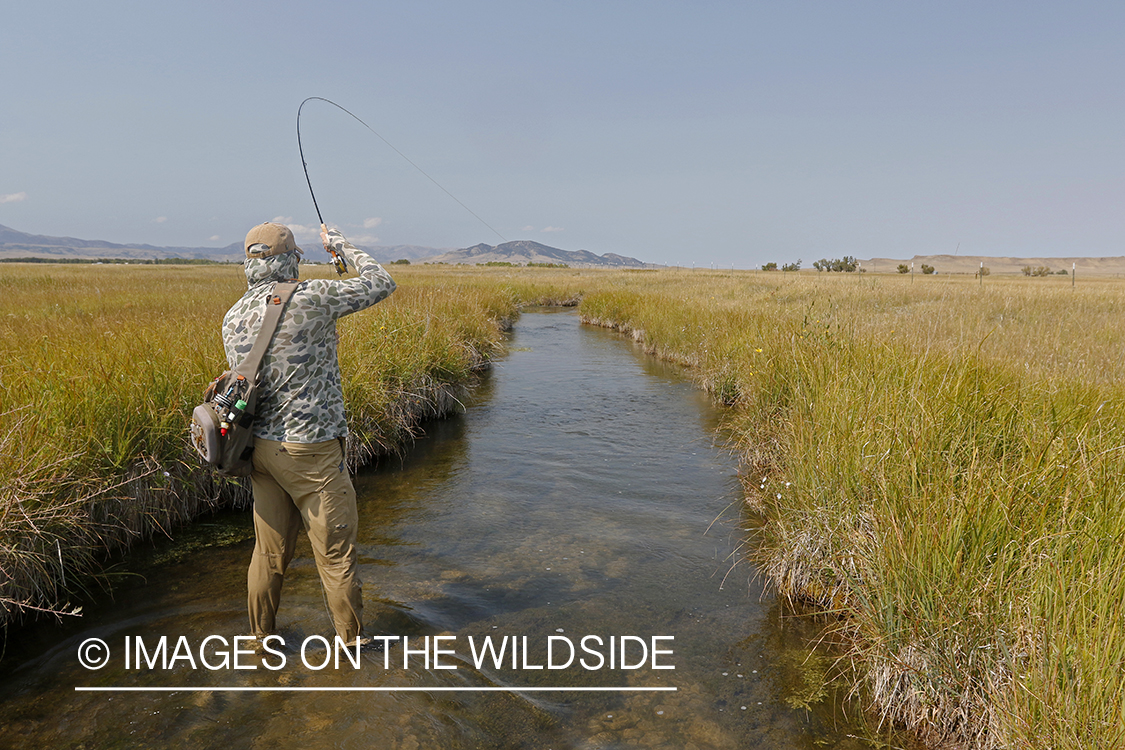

left=296, top=96, right=508, bottom=253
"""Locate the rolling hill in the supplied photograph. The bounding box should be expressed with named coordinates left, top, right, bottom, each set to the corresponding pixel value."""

left=0, top=225, right=650, bottom=268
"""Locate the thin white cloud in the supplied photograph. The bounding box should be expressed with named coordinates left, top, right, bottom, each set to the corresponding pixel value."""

left=289, top=224, right=320, bottom=241
left=153, top=216, right=167, bottom=223
left=208, top=235, right=221, bottom=242
left=542, top=226, right=564, bottom=233
left=362, top=217, right=382, bottom=229
left=0, top=191, right=27, bottom=204
left=272, top=216, right=320, bottom=242
left=273, top=217, right=377, bottom=246
left=521, top=225, right=535, bottom=232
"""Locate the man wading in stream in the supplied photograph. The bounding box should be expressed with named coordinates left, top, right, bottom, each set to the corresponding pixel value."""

left=223, top=221, right=395, bottom=645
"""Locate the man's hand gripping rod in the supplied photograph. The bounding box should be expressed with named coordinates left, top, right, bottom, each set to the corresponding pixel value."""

left=319, top=224, right=348, bottom=275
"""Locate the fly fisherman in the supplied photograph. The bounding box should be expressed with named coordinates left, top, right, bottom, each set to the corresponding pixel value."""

left=222, top=221, right=395, bottom=645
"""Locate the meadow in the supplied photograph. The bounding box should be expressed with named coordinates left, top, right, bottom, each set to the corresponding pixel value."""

left=0, top=263, right=581, bottom=626
left=579, top=270, right=1125, bottom=750
left=1, top=262, right=1122, bottom=749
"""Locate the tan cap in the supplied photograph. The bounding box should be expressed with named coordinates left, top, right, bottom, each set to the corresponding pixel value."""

left=244, top=222, right=303, bottom=258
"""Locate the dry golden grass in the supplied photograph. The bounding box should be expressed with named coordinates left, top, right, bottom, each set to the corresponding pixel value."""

left=0, top=262, right=566, bottom=626
left=580, top=270, right=1125, bottom=749
left=3, top=263, right=1122, bottom=748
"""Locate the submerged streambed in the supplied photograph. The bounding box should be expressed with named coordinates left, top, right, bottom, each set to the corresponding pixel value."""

left=0, top=310, right=907, bottom=749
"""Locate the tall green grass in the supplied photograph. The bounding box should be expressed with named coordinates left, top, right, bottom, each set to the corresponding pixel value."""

left=0, top=263, right=589, bottom=627
left=5, top=262, right=1123, bottom=747
left=580, top=271, right=1125, bottom=748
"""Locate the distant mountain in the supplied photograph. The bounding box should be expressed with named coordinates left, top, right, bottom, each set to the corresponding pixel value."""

left=366, top=244, right=453, bottom=263
left=0, top=224, right=448, bottom=264
left=0, top=224, right=244, bottom=261
left=0, top=225, right=654, bottom=268
left=423, top=240, right=651, bottom=268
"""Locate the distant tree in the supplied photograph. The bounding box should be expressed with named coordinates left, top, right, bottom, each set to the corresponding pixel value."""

left=921, top=264, right=935, bottom=275
left=391, top=258, right=411, bottom=265
left=833, top=256, right=859, bottom=272
left=1032, top=265, right=1052, bottom=277
left=974, top=266, right=991, bottom=278
left=897, top=264, right=909, bottom=274
left=781, top=259, right=801, bottom=272
left=762, top=262, right=778, bottom=271
left=1021, top=265, right=1032, bottom=276
left=1057, top=269, right=1068, bottom=275
left=810, top=257, right=858, bottom=272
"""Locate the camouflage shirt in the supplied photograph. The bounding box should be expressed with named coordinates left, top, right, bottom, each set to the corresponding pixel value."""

left=222, top=229, right=396, bottom=443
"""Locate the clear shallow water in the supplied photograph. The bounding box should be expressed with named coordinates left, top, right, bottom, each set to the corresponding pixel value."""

left=0, top=310, right=903, bottom=749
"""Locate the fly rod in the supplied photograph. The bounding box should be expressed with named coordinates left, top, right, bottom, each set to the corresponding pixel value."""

left=296, top=96, right=507, bottom=274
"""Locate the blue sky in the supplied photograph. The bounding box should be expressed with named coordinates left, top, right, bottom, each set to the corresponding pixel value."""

left=2, top=1, right=1122, bottom=267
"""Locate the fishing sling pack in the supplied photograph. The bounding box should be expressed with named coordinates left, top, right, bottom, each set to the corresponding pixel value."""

left=190, top=281, right=298, bottom=477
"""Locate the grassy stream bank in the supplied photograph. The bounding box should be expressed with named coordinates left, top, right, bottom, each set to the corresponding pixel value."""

left=580, top=271, right=1125, bottom=750
left=2, top=264, right=1122, bottom=748
left=0, top=264, right=584, bottom=629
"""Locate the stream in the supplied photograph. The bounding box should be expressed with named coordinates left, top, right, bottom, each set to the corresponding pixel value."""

left=0, top=310, right=905, bottom=749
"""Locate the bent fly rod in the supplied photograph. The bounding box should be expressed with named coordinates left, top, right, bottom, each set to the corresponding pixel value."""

left=296, top=96, right=508, bottom=274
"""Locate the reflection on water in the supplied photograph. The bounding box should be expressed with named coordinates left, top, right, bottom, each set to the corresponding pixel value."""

left=0, top=310, right=907, bottom=749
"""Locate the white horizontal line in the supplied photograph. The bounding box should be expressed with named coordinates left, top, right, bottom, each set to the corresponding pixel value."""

left=75, top=686, right=677, bottom=693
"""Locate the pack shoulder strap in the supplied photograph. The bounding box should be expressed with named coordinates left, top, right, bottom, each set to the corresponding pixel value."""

left=233, top=281, right=299, bottom=381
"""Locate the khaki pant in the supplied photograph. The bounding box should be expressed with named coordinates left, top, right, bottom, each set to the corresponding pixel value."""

left=247, top=438, right=362, bottom=641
